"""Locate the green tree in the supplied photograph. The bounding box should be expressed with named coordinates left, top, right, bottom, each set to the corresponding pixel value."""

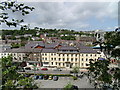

left=0, top=1, right=34, bottom=27
left=1, top=56, right=38, bottom=89
left=64, top=83, right=73, bottom=90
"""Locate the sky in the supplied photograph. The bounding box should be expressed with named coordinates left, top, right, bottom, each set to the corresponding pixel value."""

left=1, top=0, right=119, bottom=31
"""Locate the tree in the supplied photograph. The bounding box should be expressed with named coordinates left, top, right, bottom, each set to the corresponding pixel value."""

left=87, top=59, right=112, bottom=88
left=64, top=83, right=73, bottom=90
left=0, top=0, right=34, bottom=27
left=71, top=66, right=79, bottom=77
left=1, top=56, right=38, bottom=89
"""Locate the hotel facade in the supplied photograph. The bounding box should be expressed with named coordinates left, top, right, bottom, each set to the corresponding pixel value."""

left=1, top=41, right=106, bottom=68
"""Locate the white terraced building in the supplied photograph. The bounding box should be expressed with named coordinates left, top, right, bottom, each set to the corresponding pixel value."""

left=1, top=41, right=106, bottom=68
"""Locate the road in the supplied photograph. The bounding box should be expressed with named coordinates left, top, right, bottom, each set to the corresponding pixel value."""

left=34, top=76, right=93, bottom=88
left=20, top=69, right=88, bottom=74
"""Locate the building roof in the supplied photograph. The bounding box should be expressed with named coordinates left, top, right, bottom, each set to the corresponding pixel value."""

left=58, top=46, right=78, bottom=50
left=42, top=48, right=58, bottom=53
left=25, top=41, right=45, bottom=48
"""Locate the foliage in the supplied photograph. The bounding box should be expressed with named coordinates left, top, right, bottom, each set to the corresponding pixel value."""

left=0, top=0, right=34, bottom=27
left=11, top=43, right=21, bottom=48
left=72, top=66, right=79, bottom=73
left=72, top=76, right=77, bottom=80
left=111, top=48, right=120, bottom=58
left=64, top=83, right=73, bottom=90
left=1, top=55, right=38, bottom=89
left=87, top=59, right=112, bottom=84
left=61, top=36, right=76, bottom=40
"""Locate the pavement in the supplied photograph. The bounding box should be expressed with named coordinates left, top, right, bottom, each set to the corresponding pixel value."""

left=34, top=76, right=93, bottom=88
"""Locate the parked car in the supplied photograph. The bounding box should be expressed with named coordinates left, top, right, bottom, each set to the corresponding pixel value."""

left=34, top=75, right=39, bottom=80
left=72, top=85, right=78, bottom=90
left=44, top=75, right=49, bottom=80
left=48, top=76, right=53, bottom=80
left=53, top=68, right=62, bottom=71
left=24, top=74, right=31, bottom=77
left=53, top=76, right=58, bottom=81
left=24, top=67, right=31, bottom=70
left=17, top=67, right=25, bottom=72
left=70, top=70, right=74, bottom=73
left=41, top=68, right=48, bottom=71
left=39, top=75, right=43, bottom=79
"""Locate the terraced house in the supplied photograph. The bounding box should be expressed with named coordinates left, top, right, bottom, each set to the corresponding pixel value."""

left=1, top=41, right=106, bottom=68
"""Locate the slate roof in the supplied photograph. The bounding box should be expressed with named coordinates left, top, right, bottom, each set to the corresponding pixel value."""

left=42, top=48, right=58, bottom=53
left=25, top=41, right=45, bottom=48
left=58, top=46, right=78, bottom=50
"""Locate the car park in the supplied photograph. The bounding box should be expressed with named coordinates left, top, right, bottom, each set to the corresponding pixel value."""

left=48, top=76, right=53, bottom=80
left=44, top=75, right=49, bottom=80
left=53, top=76, right=58, bottom=81
left=41, top=68, right=48, bottom=71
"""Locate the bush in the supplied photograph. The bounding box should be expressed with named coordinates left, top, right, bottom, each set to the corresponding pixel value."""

left=73, top=76, right=77, bottom=80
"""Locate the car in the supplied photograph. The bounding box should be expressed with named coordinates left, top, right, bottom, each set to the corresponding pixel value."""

left=48, top=76, right=53, bottom=80
left=41, top=68, right=48, bottom=71
left=34, top=75, right=39, bottom=80
left=53, top=68, right=62, bottom=71
left=70, top=71, right=74, bottom=73
left=39, top=75, right=43, bottom=79
left=24, top=74, right=31, bottom=77
left=43, top=75, right=49, bottom=80
left=72, top=85, right=78, bottom=90
left=24, top=67, right=31, bottom=70
left=17, top=67, right=25, bottom=72
left=53, top=76, right=58, bottom=81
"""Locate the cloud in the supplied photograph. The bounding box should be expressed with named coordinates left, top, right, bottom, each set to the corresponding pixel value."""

left=1, top=2, right=118, bottom=31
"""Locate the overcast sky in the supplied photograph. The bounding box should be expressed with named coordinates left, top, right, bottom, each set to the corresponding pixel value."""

left=1, top=1, right=118, bottom=31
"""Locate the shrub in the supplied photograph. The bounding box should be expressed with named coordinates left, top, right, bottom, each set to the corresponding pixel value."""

left=73, top=76, right=77, bottom=80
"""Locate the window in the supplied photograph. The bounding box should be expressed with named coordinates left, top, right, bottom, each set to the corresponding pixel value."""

left=71, top=58, right=73, bottom=61
left=45, top=53, right=47, bottom=56
left=86, top=58, right=88, bottom=61
left=63, top=54, right=64, bottom=56
left=42, top=58, right=44, bottom=60
left=51, top=62, right=53, bottom=65
left=51, top=58, right=53, bottom=60
left=42, top=53, right=44, bottom=56
left=67, top=58, right=69, bottom=61
left=59, top=54, right=60, bottom=56
left=71, top=54, right=73, bottom=57
left=63, top=63, right=64, bottom=66
left=67, top=54, right=69, bottom=56
left=91, top=54, right=92, bottom=56
left=45, top=58, right=47, bottom=60
left=54, top=53, right=56, bottom=55
left=86, top=63, right=88, bottom=66
left=82, top=54, right=83, bottom=56
left=59, top=63, right=61, bottom=66
left=59, top=58, right=61, bottom=61
left=75, top=58, right=77, bottom=61
left=56, top=62, right=57, bottom=65
left=54, top=58, right=56, bottom=60
left=82, top=63, right=83, bottom=66
left=51, top=53, right=53, bottom=56
left=75, top=54, right=78, bottom=57
left=95, top=54, right=96, bottom=56
left=63, top=58, right=65, bottom=61
left=86, top=54, right=88, bottom=56
left=82, top=58, right=84, bottom=61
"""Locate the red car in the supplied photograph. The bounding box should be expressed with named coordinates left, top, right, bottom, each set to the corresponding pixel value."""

left=41, top=68, right=48, bottom=71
